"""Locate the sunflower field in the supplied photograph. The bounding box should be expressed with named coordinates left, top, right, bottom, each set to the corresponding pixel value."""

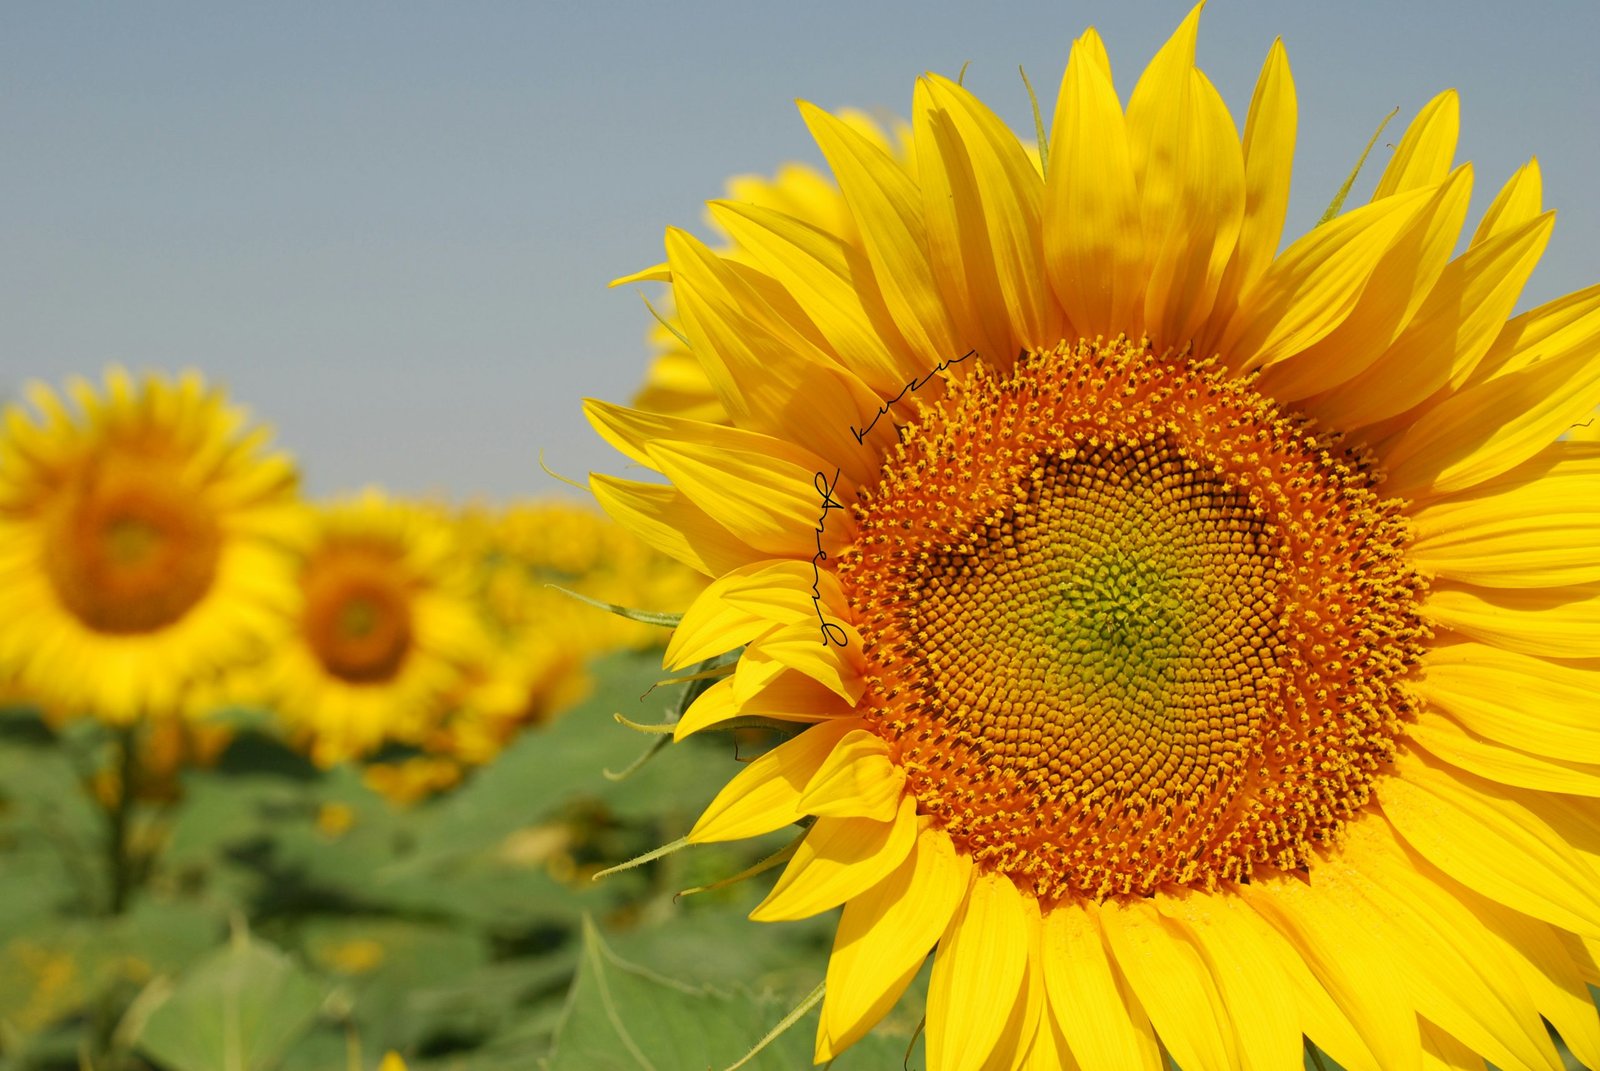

left=0, top=369, right=917, bottom=1070
left=7, top=6, right=1600, bottom=1071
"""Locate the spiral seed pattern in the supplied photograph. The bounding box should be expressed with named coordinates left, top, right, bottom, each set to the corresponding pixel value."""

left=837, top=337, right=1426, bottom=903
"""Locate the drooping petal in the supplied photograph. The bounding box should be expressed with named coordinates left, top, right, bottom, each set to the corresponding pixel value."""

left=589, top=473, right=755, bottom=576
left=816, top=824, right=971, bottom=1061
left=750, top=795, right=918, bottom=921
left=926, top=871, right=1031, bottom=1071
left=798, top=728, right=905, bottom=820
left=688, top=718, right=861, bottom=843
left=1381, top=750, right=1600, bottom=936
left=1040, top=903, right=1163, bottom=1071
left=1100, top=897, right=1237, bottom=1071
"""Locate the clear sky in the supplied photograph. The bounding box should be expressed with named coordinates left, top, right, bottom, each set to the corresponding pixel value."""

left=3, top=2, right=1596, bottom=501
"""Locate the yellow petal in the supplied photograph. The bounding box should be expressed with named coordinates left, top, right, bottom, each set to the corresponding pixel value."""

left=914, top=76, right=1032, bottom=367
left=926, top=871, right=1030, bottom=1071
left=1043, top=28, right=1145, bottom=340
left=1125, top=5, right=1246, bottom=347
left=1411, top=708, right=1600, bottom=797
left=1220, top=188, right=1431, bottom=373
left=1471, top=156, right=1543, bottom=249
left=1469, top=279, right=1600, bottom=386
left=745, top=620, right=864, bottom=703
left=1205, top=37, right=1296, bottom=349
left=1372, top=91, right=1460, bottom=200
left=1410, top=442, right=1600, bottom=588
left=977, top=896, right=1044, bottom=1071
left=1261, top=166, right=1471, bottom=402
left=608, top=262, right=670, bottom=287
left=750, top=797, right=918, bottom=923
left=1239, top=876, right=1424, bottom=1071
left=664, top=230, right=896, bottom=484
left=801, top=101, right=959, bottom=370
left=1040, top=903, right=1162, bottom=1071
left=720, top=559, right=850, bottom=637
left=1418, top=640, right=1600, bottom=762
left=589, top=473, right=754, bottom=577
left=1340, top=819, right=1562, bottom=1071
left=1157, top=892, right=1302, bottom=1071
left=1310, top=209, right=1552, bottom=430
left=1419, top=1020, right=1485, bottom=1071
left=1382, top=749, right=1600, bottom=935
left=1100, top=897, right=1236, bottom=1071
left=706, top=198, right=921, bottom=399
left=664, top=560, right=793, bottom=671
left=672, top=676, right=740, bottom=741
left=1425, top=582, right=1600, bottom=660
left=648, top=440, right=852, bottom=562
left=1381, top=296, right=1600, bottom=497
left=816, top=825, right=971, bottom=1061
left=798, top=729, right=905, bottom=820
left=687, top=719, right=861, bottom=843
left=1444, top=874, right=1600, bottom=1071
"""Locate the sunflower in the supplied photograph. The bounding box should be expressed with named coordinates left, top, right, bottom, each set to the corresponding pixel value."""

left=262, top=492, right=486, bottom=768
left=0, top=367, right=300, bottom=722
left=590, top=9, right=1600, bottom=1070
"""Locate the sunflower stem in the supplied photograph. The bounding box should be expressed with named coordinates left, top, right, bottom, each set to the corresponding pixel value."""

left=104, top=722, right=140, bottom=917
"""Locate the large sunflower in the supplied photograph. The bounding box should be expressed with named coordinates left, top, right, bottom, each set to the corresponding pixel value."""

left=261, top=492, right=487, bottom=768
left=589, top=9, right=1600, bottom=1071
left=0, top=367, right=300, bottom=722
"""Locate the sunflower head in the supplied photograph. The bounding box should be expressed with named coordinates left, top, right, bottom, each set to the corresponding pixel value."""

left=263, top=491, right=487, bottom=767
left=592, top=6, right=1600, bottom=1069
left=0, top=367, right=301, bottom=722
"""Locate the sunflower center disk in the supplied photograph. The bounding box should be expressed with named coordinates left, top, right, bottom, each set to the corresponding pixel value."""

left=302, top=545, right=415, bottom=684
left=44, top=454, right=222, bottom=634
left=838, top=337, right=1427, bottom=902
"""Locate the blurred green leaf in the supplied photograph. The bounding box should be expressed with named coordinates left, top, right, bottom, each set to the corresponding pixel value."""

left=545, top=916, right=913, bottom=1071
left=135, top=929, right=327, bottom=1071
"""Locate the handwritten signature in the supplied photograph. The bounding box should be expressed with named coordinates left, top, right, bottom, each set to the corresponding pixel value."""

left=810, top=467, right=850, bottom=648
left=811, top=349, right=979, bottom=647
left=849, top=348, right=976, bottom=445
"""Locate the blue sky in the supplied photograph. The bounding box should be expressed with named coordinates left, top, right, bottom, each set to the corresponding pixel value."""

left=3, top=2, right=1596, bottom=499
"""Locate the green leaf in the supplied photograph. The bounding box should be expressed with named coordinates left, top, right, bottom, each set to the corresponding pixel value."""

left=135, top=930, right=327, bottom=1071
left=546, top=916, right=797, bottom=1071
left=545, top=916, right=912, bottom=1071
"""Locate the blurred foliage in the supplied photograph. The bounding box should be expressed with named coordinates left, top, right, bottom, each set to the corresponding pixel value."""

left=0, top=650, right=927, bottom=1071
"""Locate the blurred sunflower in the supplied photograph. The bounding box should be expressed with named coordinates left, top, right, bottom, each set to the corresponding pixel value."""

left=592, top=8, right=1600, bottom=1071
left=263, top=492, right=486, bottom=767
left=0, top=368, right=300, bottom=722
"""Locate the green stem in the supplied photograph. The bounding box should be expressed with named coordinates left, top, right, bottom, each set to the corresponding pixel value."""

left=105, top=723, right=139, bottom=916
left=1305, top=1037, right=1334, bottom=1071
